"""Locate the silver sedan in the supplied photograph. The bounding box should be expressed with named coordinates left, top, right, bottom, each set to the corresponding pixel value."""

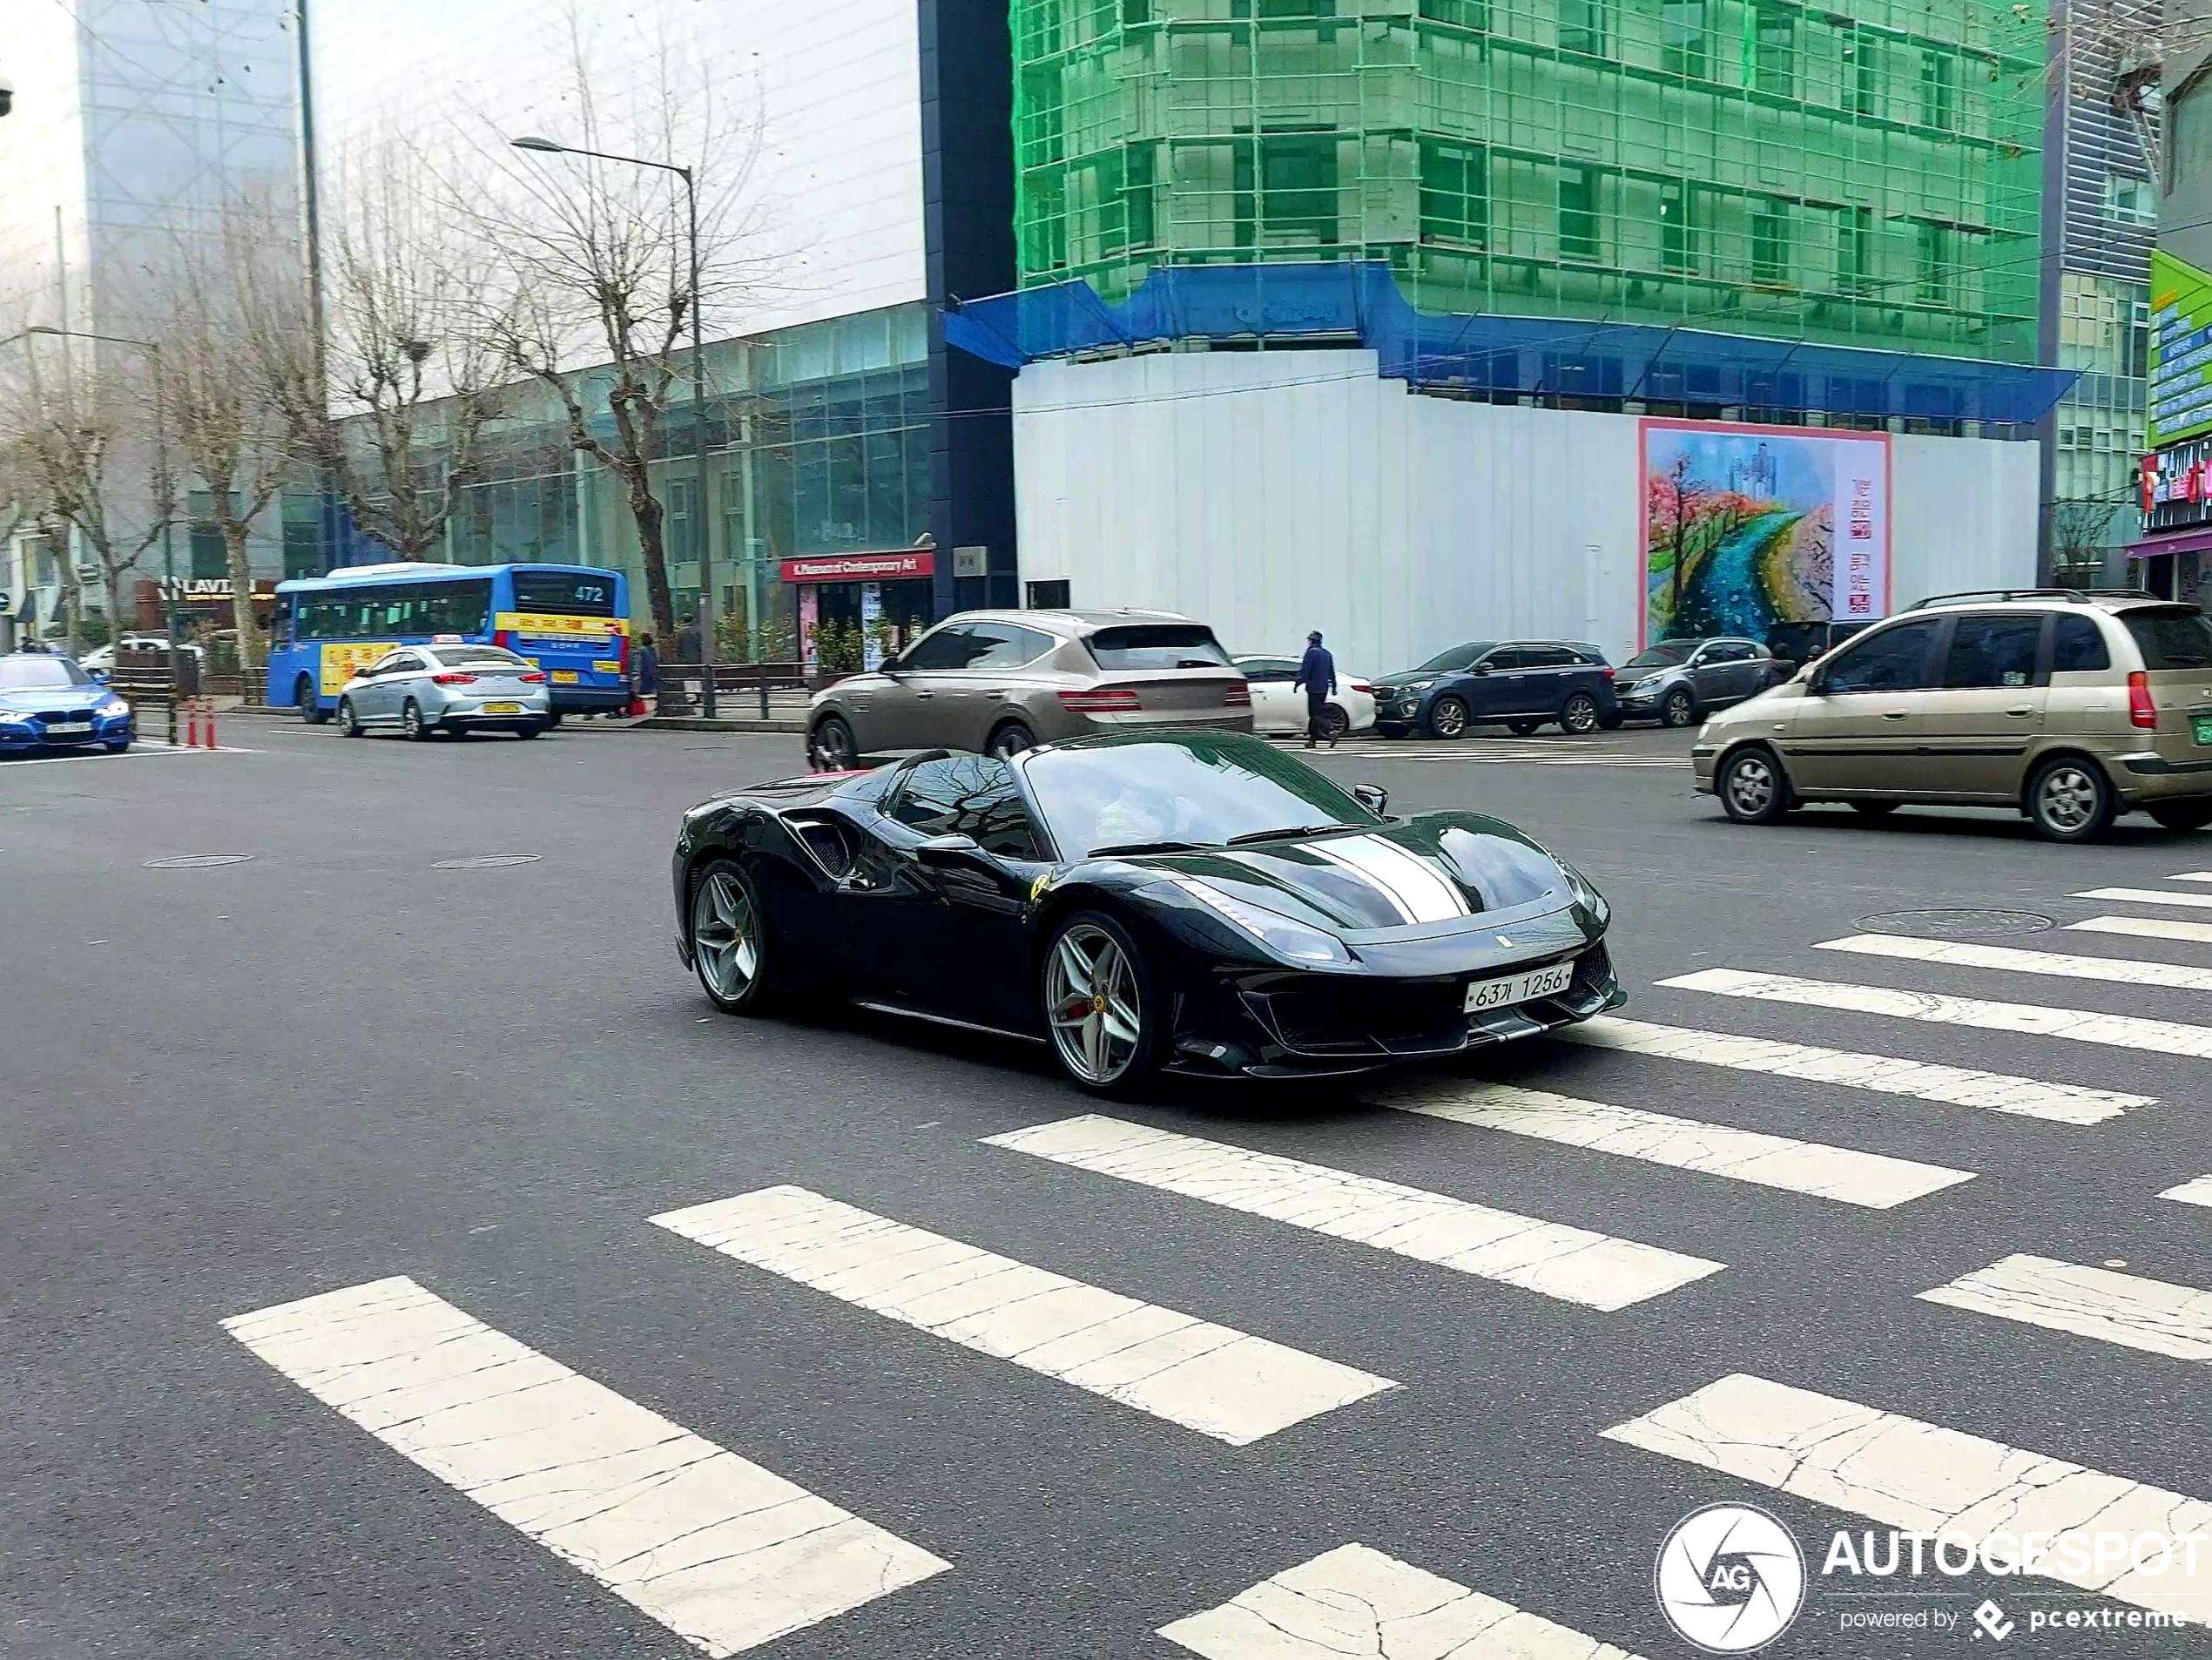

left=335, top=643, right=552, bottom=739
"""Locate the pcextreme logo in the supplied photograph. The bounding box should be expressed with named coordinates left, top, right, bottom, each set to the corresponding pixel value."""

left=1655, top=1504, right=1809, bottom=1654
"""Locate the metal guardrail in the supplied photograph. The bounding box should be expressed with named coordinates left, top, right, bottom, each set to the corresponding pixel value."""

left=654, top=659, right=811, bottom=719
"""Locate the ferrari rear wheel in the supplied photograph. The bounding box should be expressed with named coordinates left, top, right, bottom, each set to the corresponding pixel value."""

left=691, top=860, right=772, bottom=1014
left=1042, top=912, right=1162, bottom=1095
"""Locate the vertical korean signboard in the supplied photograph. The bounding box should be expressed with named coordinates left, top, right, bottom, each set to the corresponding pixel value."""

left=2149, top=250, right=2212, bottom=449
left=1640, top=419, right=1891, bottom=647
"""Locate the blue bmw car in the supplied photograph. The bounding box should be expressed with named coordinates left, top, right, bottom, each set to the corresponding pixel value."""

left=0, top=653, right=136, bottom=755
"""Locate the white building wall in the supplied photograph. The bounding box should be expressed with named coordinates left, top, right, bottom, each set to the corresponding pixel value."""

left=314, top=0, right=927, bottom=336
left=1015, top=351, right=2040, bottom=676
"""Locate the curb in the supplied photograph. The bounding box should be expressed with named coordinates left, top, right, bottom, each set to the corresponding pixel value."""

left=642, top=716, right=809, bottom=734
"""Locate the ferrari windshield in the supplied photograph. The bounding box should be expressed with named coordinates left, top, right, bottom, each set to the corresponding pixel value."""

left=1023, top=734, right=1385, bottom=857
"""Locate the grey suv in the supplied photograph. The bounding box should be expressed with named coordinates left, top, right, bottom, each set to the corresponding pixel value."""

left=806, top=610, right=1252, bottom=766
left=1615, top=637, right=1784, bottom=727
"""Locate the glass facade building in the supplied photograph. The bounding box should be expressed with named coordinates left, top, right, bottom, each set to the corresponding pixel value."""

left=372, top=302, right=934, bottom=646
left=1014, top=0, right=2047, bottom=361
left=2041, top=25, right=2155, bottom=585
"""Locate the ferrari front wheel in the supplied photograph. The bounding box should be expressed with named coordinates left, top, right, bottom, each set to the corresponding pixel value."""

left=1041, top=912, right=1163, bottom=1095
left=691, top=860, right=773, bottom=1014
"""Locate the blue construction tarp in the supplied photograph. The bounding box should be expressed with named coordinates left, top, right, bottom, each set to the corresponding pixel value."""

left=946, top=261, right=2078, bottom=426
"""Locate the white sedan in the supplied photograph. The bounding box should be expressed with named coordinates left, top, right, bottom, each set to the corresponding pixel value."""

left=1232, top=655, right=1377, bottom=739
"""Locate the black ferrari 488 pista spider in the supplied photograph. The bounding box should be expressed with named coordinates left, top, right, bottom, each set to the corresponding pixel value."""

left=672, top=731, right=1621, bottom=1093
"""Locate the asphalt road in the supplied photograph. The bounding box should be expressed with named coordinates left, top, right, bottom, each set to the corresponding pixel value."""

left=7, top=717, right=2212, bottom=1658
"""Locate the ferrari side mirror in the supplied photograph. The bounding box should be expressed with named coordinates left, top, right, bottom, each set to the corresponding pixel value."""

left=916, top=833, right=990, bottom=872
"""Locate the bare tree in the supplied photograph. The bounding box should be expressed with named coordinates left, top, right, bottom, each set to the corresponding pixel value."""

left=455, top=3, right=775, bottom=640
left=154, top=211, right=301, bottom=685
left=2051, top=495, right=2126, bottom=581
left=0, top=337, right=169, bottom=653
left=248, top=151, right=506, bottom=561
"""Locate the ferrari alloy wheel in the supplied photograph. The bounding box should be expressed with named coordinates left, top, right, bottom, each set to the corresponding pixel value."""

left=1042, top=913, right=1158, bottom=1093
left=691, top=862, right=769, bottom=1012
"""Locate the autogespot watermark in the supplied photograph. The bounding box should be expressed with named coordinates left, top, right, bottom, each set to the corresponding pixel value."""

left=1656, top=1508, right=2206, bottom=1649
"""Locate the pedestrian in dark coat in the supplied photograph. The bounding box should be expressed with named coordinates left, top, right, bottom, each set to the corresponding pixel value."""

left=1294, top=630, right=1339, bottom=748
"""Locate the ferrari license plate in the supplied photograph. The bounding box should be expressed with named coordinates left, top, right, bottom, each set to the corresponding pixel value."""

left=482, top=702, right=524, bottom=714
left=1465, top=960, right=1575, bottom=1013
left=552, top=671, right=579, bottom=684
left=2195, top=712, right=2212, bottom=746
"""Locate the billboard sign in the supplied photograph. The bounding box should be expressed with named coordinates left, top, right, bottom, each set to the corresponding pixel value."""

left=2149, top=250, right=2212, bottom=449
left=779, top=550, right=935, bottom=584
left=1640, top=419, right=1891, bottom=648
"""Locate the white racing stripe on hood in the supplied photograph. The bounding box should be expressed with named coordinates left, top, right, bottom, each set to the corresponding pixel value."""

left=1309, top=834, right=1471, bottom=925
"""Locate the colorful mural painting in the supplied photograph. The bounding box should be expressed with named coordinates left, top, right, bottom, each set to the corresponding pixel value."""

left=1641, top=420, right=1890, bottom=647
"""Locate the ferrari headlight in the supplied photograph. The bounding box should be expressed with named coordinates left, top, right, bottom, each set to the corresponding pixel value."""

left=1560, top=859, right=1610, bottom=927
left=1170, top=876, right=1352, bottom=966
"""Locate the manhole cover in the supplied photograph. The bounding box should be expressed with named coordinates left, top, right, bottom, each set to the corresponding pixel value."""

left=432, top=854, right=542, bottom=871
left=144, top=854, right=253, bottom=869
left=1854, top=908, right=2055, bottom=937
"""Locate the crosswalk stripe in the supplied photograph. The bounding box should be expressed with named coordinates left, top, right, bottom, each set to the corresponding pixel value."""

left=1919, top=1254, right=2212, bottom=1364
left=2074, top=886, right=2212, bottom=911
left=651, top=1187, right=1394, bottom=1446
left=1817, top=931, right=2212, bottom=992
left=1157, top=1542, right=1643, bottom=1659
left=2170, top=872, right=2212, bottom=883
left=1603, top=1373, right=2212, bottom=1623
left=2162, top=1176, right=2212, bottom=1208
left=1662, top=967, right=2212, bottom=1059
left=1366, top=1076, right=1973, bottom=1209
left=982, top=1115, right=1723, bottom=1312
left=1561, top=1014, right=2149, bottom=1124
left=2068, top=914, right=2212, bottom=946
left=222, top=1276, right=949, bottom=1656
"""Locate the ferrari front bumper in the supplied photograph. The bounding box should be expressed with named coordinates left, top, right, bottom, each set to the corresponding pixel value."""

left=1169, top=940, right=1624, bottom=1078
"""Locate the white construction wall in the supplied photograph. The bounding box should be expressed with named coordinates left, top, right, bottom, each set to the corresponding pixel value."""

left=1015, top=350, right=2040, bottom=678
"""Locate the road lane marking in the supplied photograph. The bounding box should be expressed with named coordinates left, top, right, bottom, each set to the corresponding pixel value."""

left=1662, top=968, right=2212, bottom=1059
left=1920, top=1254, right=2212, bottom=1364
left=1817, top=931, right=2212, bottom=992
left=2074, top=887, right=2212, bottom=911
left=1158, top=1542, right=1644, bottom=1659
left=2171, top=872, right=2212, bottom=883
left=1603, top=1373, right=2212, bottom=1623
left=1366, top=1077, right=1973, bottom=1209
left=651, top=1187, right=1394, bottom=1445
left=2069, top=914, right=2212, bottom=946
left=981, top=1115, right=1722, bottom=1311
left=222, top=1275, right=948, bottom=1656
left=2162, top=1176, right=2212, bottom=1208
left=1561, top=1015, right=2148, bottom=1124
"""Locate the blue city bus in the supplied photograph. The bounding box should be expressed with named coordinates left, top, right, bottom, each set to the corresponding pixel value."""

left=267, top=563, right=632, bottom=722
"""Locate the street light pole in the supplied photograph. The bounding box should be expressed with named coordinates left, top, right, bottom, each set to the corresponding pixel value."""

left=510, top=135, right=716, bottom=717
left=22, top=327, right=181, bottom=666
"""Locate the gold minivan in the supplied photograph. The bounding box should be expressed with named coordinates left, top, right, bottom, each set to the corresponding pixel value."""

left=1693, top=591, right=2212, bottom=841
